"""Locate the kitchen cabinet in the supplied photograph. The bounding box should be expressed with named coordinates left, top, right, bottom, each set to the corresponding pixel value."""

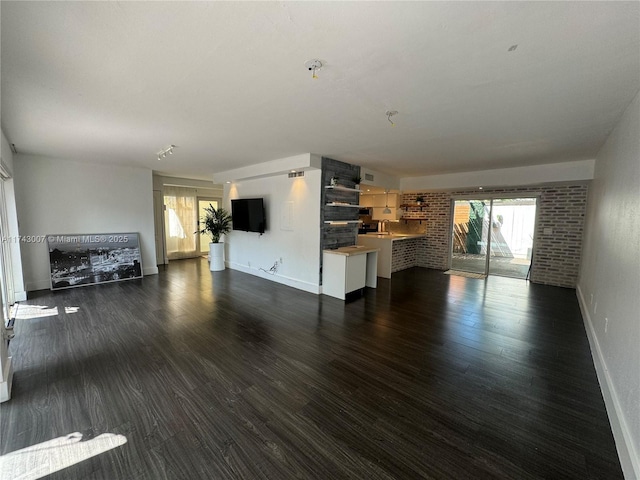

left=359, top=193, right=397, bottom=208
left=371, top=207, right=401, bottom=221
left=361, top=193, right=400, bottom=220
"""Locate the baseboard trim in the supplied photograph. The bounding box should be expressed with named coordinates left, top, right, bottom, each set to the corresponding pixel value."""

left=14, top=291, right=27, bottom=302
left=227, top=262, right=321, bottom=294
left=576, top=285, right=639, bottom=479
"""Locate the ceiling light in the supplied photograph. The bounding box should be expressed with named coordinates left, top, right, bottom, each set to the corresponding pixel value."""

left=383, top=190, right=392, bottom=214
left=479, top=187, right=483, bottom=190
left=304, top=59, right=323, bottom=79
left=385, top=110, right=398, bottom=127
left=156, top=144, right=176, bottom=160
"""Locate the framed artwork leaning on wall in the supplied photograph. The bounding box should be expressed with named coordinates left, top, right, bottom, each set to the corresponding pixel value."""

left=47, top=233, right=143, bottom=290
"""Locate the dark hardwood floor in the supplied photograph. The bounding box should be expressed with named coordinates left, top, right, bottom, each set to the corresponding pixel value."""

left=1, top=259, right=623, bottom=479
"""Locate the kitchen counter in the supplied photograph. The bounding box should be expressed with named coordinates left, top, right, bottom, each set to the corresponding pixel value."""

left=323, top=245, right=379, bottom=256
left=357, top=234, right=426, bottom=278
left=358, top=233, right=426, bottom=241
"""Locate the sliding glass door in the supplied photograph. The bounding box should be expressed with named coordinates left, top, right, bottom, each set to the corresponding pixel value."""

left=488, top=198, right=536, bottom=278
left=451, top=199, right=491, bottom=274
left=450, top=197, right=537, bottom=279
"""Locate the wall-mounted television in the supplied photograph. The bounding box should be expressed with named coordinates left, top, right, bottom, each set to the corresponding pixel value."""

left=231, top=198, right=266, bottom=233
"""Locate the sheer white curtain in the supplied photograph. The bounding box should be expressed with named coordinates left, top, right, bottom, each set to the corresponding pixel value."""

left=164, top=186, right=198, bottom=259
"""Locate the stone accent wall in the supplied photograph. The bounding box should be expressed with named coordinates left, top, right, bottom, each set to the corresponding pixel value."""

left=391, top=238, right=420, bottom=273
left=403, top=184, right=589, bottom=288
left=320, top=157, right=361, bottom=283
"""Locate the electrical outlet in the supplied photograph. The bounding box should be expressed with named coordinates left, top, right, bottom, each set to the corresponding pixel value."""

left=605, top=317, right=609, bottom=333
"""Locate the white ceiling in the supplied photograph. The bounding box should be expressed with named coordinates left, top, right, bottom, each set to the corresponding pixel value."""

left=2, top=2, right=639, bottom=181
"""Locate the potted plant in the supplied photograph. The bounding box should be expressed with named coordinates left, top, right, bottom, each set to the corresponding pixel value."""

left=330, top=175, right=339, bottom=186
left=196, top=204, right=232, bottom=271
left=416, top=195, right=425, bottom=205
left=352, top=175, right=362, bottom=189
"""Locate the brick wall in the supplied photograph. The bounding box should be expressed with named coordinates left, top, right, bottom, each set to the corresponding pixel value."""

left=403, top=184, right=589, bottom=288
left=402, top=192, right=451, bottom=270
left=529, top=185, right=588, bottom=287
left=391, top=238, right=420, bottom=273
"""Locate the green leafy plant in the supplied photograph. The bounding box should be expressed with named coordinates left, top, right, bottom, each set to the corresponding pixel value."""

left=196, top=204, right=232, bottom=243
left=416, top=195, right=425, bottom=203
left=352, top=175, right=362, bottom=184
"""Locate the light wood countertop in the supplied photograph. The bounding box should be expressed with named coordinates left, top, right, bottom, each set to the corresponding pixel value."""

left=323, top=246, right=379, bottom=256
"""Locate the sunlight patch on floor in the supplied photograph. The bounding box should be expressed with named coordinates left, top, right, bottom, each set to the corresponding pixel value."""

left=14, top=305, right=81, bottom=320
left=0, top=432, right=127, bottom=479
left=15, top=305, right=58, bottom=320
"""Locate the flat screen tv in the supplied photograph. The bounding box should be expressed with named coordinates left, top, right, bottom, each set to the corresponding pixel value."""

left=231, top=198, right=266, bottom=233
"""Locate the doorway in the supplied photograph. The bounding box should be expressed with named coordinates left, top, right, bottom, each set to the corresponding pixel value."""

left=450, top=197, right=537, bottom=279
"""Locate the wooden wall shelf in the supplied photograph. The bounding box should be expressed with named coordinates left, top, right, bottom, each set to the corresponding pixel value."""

left=400, top=204, right=428, bottom=209
left=325, top=185, right=361, bottom=193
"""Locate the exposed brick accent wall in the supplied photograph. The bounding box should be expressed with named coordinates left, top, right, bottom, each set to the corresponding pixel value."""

left=403, top=192, right=452, bottom=270
left=391, top=238, right=420, bottom=273
left=403, top=184, right=589, bottom=288
left=529, top=185, right=588, bottom=287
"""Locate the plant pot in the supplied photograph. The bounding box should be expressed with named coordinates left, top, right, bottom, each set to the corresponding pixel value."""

left=354, top=184, right=360, bottom=190
left=209, top=242, right=225, bottom=271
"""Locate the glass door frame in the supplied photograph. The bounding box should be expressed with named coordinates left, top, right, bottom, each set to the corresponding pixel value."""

left=449, top=193, right=541, bottom=277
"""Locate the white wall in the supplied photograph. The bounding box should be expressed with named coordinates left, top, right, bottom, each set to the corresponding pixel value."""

left=578, top=91, right=640, bottom=479
left=400, top=159, right=595, bottom=191
left=0, top=131, right=26, bottom=301
left=225, top=170, right=322, bottom=294
left=14, top=155, right=157, bottom=291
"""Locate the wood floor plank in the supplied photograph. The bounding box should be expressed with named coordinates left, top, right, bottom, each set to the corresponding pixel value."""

left=2, top=259, right=623, bottom=479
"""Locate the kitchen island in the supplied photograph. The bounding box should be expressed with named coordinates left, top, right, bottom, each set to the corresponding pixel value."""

left=357, top=233, right=426, bottom=278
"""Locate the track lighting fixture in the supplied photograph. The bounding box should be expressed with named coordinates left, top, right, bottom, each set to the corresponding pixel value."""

left=157, top=144, right=176, bottom=161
